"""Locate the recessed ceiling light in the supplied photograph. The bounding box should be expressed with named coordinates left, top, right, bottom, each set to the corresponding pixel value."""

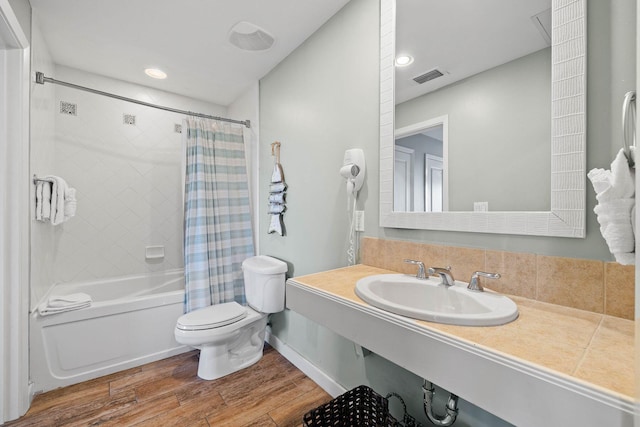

left=145, top=68, right=167, bottom=79
left=395, top=55, right=414, bottom=67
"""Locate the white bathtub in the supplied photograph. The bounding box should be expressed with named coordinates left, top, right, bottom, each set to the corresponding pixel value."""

left=30, top=269, right=189, bottom=393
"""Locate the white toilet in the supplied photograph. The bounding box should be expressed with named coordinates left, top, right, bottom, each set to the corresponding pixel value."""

left=174, top=255, right=287, bottom=380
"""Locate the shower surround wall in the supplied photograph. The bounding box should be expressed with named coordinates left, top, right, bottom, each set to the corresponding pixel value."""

left=30, top=13, right=56, bottom=310
left=30, top=65, right=227, bottom=307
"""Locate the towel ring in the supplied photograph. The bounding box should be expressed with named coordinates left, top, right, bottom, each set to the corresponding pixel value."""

left=622, top=91, right=636, bottom=167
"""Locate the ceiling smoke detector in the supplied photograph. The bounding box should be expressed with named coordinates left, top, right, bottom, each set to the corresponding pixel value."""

left=228, top=21, right=275, bottom=51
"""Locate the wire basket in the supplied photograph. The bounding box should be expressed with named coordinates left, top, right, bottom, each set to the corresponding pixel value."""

left=303, top=385, right=400, bottom=427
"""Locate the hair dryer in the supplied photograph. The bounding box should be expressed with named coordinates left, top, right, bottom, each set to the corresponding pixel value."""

left=341, top=149, right=365, bottom=196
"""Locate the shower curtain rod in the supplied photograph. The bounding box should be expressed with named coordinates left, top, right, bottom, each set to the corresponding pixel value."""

left=35, top=71, right=251, bottom=128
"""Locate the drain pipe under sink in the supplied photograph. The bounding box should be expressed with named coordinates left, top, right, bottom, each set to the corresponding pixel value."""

left=422, top=380, right=459, bottom=426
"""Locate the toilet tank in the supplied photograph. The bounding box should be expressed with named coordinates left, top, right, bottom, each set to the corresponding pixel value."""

left=242, top=255, right=288, bottom=313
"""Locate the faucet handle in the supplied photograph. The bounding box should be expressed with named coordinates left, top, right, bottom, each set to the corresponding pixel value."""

left=427, top=266, right=455, bottom=286
left=468, top=271, right=501, bottom=292
left=403, top=259, right=426, bottom=279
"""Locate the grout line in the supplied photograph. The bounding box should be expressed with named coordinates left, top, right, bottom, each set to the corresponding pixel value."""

left=534, top=254, right=539, bottom=302
left=571, top=316, right=604, bottom=375
left=601, top=262, right=607, bottom=316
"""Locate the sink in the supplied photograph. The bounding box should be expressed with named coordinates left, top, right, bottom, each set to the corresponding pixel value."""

left=355, top=274, right=518, bottom=326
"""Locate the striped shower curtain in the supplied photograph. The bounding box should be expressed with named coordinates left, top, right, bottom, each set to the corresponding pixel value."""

left=183, top=118, right=254, bottom=313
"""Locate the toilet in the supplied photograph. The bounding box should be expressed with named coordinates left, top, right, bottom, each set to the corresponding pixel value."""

left=174, top=255, right=287, bottom=380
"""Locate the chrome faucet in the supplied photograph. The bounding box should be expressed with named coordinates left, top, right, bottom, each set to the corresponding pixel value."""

left=468, top=271, right=501, bottom=292
left=404, top=259, right=427, bottom=279
left=428, top=266, right=455, bottom=286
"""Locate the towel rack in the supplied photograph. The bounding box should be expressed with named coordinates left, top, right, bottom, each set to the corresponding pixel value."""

left=33, top=175, right=54, bottom=184
left=622, top=90, right=636, bottom=167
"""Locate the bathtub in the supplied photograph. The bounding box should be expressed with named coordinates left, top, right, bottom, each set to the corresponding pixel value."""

left=30, top=269, right=189, bottom=393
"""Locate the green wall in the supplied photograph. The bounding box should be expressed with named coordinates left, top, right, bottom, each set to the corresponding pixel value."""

left=259, top=0, right=380, bottom=276
left=379, top=0, right=635, bottom=261
left=396, top=48, right=551, bottom=213
left=259, top=0, right=635, bottom=425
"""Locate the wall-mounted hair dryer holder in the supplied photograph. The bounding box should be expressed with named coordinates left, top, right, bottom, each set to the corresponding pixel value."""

left=341, top=148, right=365, bottom=195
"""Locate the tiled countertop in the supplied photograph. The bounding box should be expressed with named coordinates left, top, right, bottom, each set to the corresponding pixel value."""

left=288, top=264, right=635, bottom=400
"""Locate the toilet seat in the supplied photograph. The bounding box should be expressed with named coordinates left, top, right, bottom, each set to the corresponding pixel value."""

left=176, top=302, right=247, bottom=331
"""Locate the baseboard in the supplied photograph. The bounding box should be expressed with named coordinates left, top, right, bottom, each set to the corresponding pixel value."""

left=265, top=330, right=346, bottom=398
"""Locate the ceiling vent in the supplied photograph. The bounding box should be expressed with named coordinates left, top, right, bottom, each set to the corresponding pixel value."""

left=413, top=69, right=444, bottom=84
left=531, top=8, right=552, bottom=45
left=228, top=21, right=275, bottom=51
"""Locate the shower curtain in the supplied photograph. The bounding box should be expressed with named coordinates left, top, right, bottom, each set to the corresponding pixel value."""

left=183, top=117, right=254, bottom=312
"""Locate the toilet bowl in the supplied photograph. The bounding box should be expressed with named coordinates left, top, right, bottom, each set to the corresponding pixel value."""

left=175, top=255, right=287, bottom=380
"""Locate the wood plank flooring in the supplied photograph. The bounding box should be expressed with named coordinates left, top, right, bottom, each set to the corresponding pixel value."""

left=4, top=345, right=332, bottom=427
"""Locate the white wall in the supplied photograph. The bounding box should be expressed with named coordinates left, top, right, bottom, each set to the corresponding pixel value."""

left=30, top=12, right=57, bottom=309
left=29, top=64, right=227, bottom=308
left=1, top=0, right=31, bottom=420
left=396, top=133, right=443, bottom=211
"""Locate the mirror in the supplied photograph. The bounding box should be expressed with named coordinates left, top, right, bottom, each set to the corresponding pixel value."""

left=394, top=116, right=448, bottom=212
left=395, top=0, right=551, bottom=213
left=379, top=0, right=586, bottom=237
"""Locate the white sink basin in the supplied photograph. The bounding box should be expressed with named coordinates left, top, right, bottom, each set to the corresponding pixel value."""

left=355, top=274, right=518, bottom=326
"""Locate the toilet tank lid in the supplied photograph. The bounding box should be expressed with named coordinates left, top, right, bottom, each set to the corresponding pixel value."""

left=242, top=255, right=287, bottom=274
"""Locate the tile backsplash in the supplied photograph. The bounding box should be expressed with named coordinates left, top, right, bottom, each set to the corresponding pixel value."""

left=360, top=237, right=634, bottom=320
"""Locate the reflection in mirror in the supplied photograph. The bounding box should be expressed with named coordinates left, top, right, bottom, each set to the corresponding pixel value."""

left=378, top=0, right=586, bottom=237
left=395, top=117, right=448, bottom=212
left=394, top=0, right=552, bottom=212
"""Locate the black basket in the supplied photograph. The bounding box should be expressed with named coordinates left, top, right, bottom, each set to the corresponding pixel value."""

left=303, top=385, right=400, bottom=426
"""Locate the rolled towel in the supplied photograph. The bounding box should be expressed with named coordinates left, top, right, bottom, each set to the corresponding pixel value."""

left=594, top=198, right=635, bottom=254
left=587, top=149, right=635, bottom=202
left=588, top=148, right=636, bottom=264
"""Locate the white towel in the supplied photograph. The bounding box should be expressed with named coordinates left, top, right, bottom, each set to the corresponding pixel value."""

left=35, top=182, right=43, bottom=221
left=64, top=187, right=77, bottom=220
left=42, top=181, right=52, bottom=220
left=588, top=148, right=636, bottom=264
left=38, top=292, right=92, bottom=316
left=44, top=175, right=66, bottom=225
left=268, top=203, right=286, bottom=214
left=269, top=193, right=285, bottom=204
left=269, top=182, right=287, bottom=193
left=44, top=175, right=76, bottom=225
left=271, top=163, right=284, bottom=183
left=268, top=214, right=284, bottom=236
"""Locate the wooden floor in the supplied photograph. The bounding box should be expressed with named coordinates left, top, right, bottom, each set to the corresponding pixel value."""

left=4, top=345, right=332, bottom=427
